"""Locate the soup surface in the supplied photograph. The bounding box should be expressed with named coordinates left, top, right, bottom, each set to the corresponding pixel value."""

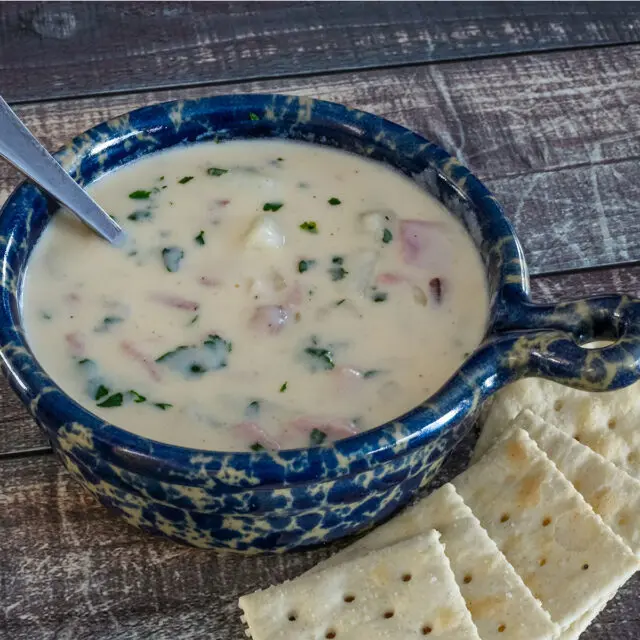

left=23, top=140, right=489, bottom=451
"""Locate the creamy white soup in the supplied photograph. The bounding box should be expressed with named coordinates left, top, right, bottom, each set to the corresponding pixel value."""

left=22, top=140, right=488, bottom=451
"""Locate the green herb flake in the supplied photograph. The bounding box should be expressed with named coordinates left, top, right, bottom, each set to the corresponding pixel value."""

left=382, top=228, right=393, bottom=244
left=194, top=230, right=206, bottom=246
left=300, top=221, right=318, bottom=234
left=246, top=400, right=261, bottom=418
left=372, top=291, right=388, bottom=303
left=127, top=210, right=153, bottom=222
left=207, top=167, right=228, bottom=177
left=304, top=346, right=335, bottom=371
left=159, top=176, right=165, bottom=181
left=250, top=442, right=265, bottom=452
left=77, top=358, right=93, bottom=366
left=362, top=369, right=380, bottom=379
left=156, top=345, right=190, bottom=363
left=97, top=392, right=123, bottom=408
left=329, top=266, right=349, bottom=281
left=332, top=256, right=344, bottom=265
left=103, top=316, right=123, bottom=326
left=189, top=314, right=199, bottom=326
left=128, top=190, right=152, bottom=200
left=154, top=402, right=173, bottom=411
left=249, top=112, right=260, bottom=121
left=310, top=428, right=327, bottom=446
left=279, top=382, right=288, bottom=393
left=204, top=333, right=232, bottom=353
left=178, top=176, right=194, bottom=184
left=328, top=197, right=341, bottom=206
left=277, top=157, right=284, bottom=162
left=95, top=385, right=110, bottom=401
left=263, top=202, right=283, bottom=212
left=162, top=246, right=185, bottom=272
left=335, top=299, right=346, bottom=306
left=129, top=390, right=147, bottom=403
left=41, top=311, right=52, bottom=320
left=298, top=259, right=317, bottom=273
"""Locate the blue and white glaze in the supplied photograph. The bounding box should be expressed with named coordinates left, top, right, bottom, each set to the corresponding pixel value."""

left=2, top=94, right=640, bottom=552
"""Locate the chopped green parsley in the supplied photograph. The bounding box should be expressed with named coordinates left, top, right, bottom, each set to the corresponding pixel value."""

left=310, top=428, right=327, bottom=446
left=129, top=390, right=147, bottom=403
left=128, top=190, right=151, bottom=200
left=382, top=228, right=393, bottom=244
left=303, top=337, right=335, bottom=372
left=95, top=384, right=109, bottom=401
left=298, top=259, right=317, bottom=273
left=154, top=402, right=173, bottom=410
left=372, top=291, right=388, bottom=303
left=300, top=221, right=318, bottom=234
left=328, top=197, right=341, bottom=206
left=207, top=167, right=228, bottom=177
left=249, top=112, right=260, bottom=121
left=263, top=202, right=283, bottom=212
left=97, top=392, right=123, bottom=408
left=162, top=246, right=184, bottom=272
left=280, top=382, right=288, bottom=393
left=250, top=442, right=265, bottom=451
left=194, top=230, right=206, bottom=246
left=127, top=210, right=153, bottom=221
left=178, top=176, right=194, bottom=184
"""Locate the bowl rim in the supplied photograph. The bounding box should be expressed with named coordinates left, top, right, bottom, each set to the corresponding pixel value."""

left=0, top=93, right=526, bottom=485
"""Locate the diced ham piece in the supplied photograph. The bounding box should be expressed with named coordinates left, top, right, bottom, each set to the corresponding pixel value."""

left=284, top=281, right=303, bottom=308
left=120, top=340, right=162, bottom=382
left=291, top=416, right=359, bottom=441
left=400, top=220, right=448, bottom=270
left=376, top=272, right=406, bottom=286
left=150, top=293, right=200, bottom=312
left=236, top=421, right=281, bottom=451
left=65, top=332, right=85, bottom=357
left=250, top=305, right=290, bottom=335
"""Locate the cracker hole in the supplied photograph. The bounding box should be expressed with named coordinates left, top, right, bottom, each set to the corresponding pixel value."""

left=383, top=610, right=395, bottom=619
left=401, top=573, right=412, bottom=582
left=500, top=513, right=510, bottom=523
left=539, top=558, right=547, bottom=567
left=582, top=563, right=589, bottom=571
left=608, top=418, right=617, bottom=430
left=463, top=574, right=472, bottom=584
left=287, top=613, right=297, bottom=622
left=325, top=630, right=336, bottom=639
left=421, top=625, right=433, bottom=635
left=554, top=400, right=563, bottom=411
left=542, top=517, right=552, bottom=527
left=343, top=594, right=355, bottom=603
left=498, top=624, right=506, bottom=633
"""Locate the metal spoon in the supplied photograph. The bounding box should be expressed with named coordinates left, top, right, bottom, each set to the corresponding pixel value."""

left=0, top=95, right=125, bottom=246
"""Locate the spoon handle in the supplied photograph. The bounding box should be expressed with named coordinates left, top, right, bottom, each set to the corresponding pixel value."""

left=0, top=96, right=124, bottom=245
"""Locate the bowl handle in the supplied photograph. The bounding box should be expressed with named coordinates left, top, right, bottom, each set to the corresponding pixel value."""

left=476, top=293, right=640, bottom=393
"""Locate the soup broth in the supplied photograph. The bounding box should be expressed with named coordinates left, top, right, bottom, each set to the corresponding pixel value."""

left=22, top=140, right=489, bottom=451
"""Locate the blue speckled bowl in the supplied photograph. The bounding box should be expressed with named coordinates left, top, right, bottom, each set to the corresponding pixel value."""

left=2, top=94, right=640, bottom=552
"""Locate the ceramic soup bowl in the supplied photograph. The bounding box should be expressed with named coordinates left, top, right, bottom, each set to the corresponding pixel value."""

left=2, top=95, right=640, bottom=552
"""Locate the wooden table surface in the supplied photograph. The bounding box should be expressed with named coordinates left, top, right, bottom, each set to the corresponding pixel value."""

left=1, top=2, right=640, bottom=638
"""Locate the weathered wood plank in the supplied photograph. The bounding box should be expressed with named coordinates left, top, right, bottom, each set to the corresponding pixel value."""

left=1, top=45, right=638, bottom=273
left=1, top=436, right=638, bottom=639
left=2, top=1, right=639, bottom=103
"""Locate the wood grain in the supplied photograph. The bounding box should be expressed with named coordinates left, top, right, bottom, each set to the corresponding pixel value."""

left=2, top=432, right=639, bottom=639
left=2, top=1, right=640, bottom=103
left=1, top=45, right=639, bottom=274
